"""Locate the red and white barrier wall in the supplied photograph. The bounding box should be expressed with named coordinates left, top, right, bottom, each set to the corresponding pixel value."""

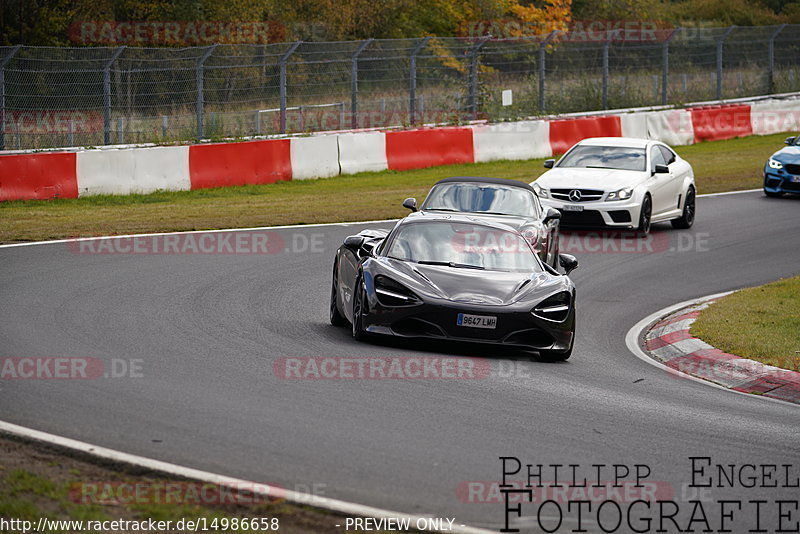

left=77, top=146, right=190, bottom=196
left=472, top=120, right=551, bottom=162
left=3, top=95, right=799, bottom=201
left=750, top=95, right=800, bottom=135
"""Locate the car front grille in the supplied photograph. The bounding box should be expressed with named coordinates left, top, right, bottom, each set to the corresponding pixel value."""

left=784, top=163, right=800, bottom=175
left=551, top=188, right=605, bottom=202
left=782, top=180, right=800, bottom=192
left=558, top=209, right=606, bottom=227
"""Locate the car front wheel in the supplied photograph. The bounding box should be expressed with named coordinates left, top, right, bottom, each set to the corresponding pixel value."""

left=539, top=344, right=573, bottom=362
left=351, top=277, right=368, bottom=341
left=764, top=189, right=784, bottom=198
left=671, top=187, right=695, bottom=229
left=330, top=261, right=347, bottom=327
left=637, top=195, right=652, bottom=235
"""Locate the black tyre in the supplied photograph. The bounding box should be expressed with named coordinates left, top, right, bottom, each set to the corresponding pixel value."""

left=764, top=189, right=784, bottom=198
left=330, top=261, right=347, bottom=327
left=550, top=233, right=561, bottom=270
left=671, top=187, right=696, bottom=229
left=351, top=276, right=368, bottom=341
left=637, top=195, right=652, bottom=235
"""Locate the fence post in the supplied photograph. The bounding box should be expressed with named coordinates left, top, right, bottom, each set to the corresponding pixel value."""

left=468, top=36, right=490, bottom=121
left=716, top=26, right=735, bottom=101
left=0, top=45, right=21, bottom=151
left=195, top=44, right=218, bottom=140
left=409, top=36, right=431, bottom=126
left=351, top=39, right=373, bottom=130
left=768, top=24, right=786, bottom=94
left=602, top=33, right=615, bottom=110
left=538, top=31, right=559, bottom=113
left=103, top=46, right=126, bottom=145
left=279, top=41, right=301, bottom=134
left=661, top=29, right=679, bottom=106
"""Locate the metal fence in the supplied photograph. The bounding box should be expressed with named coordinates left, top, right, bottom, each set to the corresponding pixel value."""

left=2, top=25, right=800, bottom=151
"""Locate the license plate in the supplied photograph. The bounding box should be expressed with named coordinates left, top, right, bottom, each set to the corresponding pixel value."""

left=562, top=204, right=584, bottom=212
left=457, top=313, right=497, bottom=329
left=792, top=176, right=800, bottom=182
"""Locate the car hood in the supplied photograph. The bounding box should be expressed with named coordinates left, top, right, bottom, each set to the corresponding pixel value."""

left=771, top=146, right=800, bottom=163
left=377, top=258, right=564, bottom=306
left=534, top=167, right=647, bottom=191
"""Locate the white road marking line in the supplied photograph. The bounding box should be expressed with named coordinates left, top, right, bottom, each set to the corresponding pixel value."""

left=0, top=219, right=400, bottom=249
left=0, top=420, right=497, bottom=534
left=697, top=188, right=761, bottom=198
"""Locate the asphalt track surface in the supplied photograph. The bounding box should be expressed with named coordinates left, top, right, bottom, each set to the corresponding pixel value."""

left=1, top=190, right=799, bottom=532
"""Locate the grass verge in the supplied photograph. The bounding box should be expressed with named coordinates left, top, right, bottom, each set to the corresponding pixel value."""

left=691, top=276, right=800, bottom=372
left=0, top=132, right=785, bottom=243
left=0, top=433, right=400, bottom=534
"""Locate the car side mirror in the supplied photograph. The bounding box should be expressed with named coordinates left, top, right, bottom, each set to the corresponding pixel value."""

left=559, top=253, right=578, bottom=275
left=543, top=207, right=561, bottom=224
left=343, top=235, right=366, bottom=252
left=785, top=136, right=796, bottom=145
left=543, top=159, right=555, bottom=169
left=402, top=197, right=417, bottom=212
left=653, top=164, right=669, bottom=174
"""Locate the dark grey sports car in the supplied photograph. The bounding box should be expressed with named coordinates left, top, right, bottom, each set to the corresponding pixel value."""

left=330, top=213, right=578, bottom=361
left=401, top=176, right=563, bottom=268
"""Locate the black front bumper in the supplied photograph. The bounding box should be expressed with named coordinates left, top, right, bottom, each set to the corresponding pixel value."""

left=363, top=297, right=575, bottom=352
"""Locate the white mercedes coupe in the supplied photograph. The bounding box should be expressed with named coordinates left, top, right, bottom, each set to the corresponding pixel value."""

left=531, top=137, right=696, bottom=234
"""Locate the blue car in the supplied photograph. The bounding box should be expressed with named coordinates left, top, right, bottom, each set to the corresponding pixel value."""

left=764, top=135, right=800, bottom=197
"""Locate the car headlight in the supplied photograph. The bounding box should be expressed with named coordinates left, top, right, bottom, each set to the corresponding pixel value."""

left=374, top=275, right=421, bottom=307
left=606, top=187, right=634, bottom=201
left=532, top=183, right=549, bottom=199
left=768, top=158, right=783, bottom=170
left=532, top=291, right=572, bottom=322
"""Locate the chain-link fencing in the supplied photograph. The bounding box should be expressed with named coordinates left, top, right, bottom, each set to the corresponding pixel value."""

left=2, top=25, right=800, bottom=150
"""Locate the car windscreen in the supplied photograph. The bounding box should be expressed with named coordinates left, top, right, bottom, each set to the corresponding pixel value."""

left=421, top=183, right=539, bottom=217
left=384, top=221, right=541, bottom=272
left=558, top=145, right=646, bottom=171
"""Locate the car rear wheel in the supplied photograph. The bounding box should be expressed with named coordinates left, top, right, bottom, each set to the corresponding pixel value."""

left=671, top=187, right=695, bottom=229
left=330, top=261, right=347, bottom=327
left=550, top=233, right=561, bottom=269
left=764, top=189, right=784, bottom=198
left=351, top=276, right=368, bottom=341
left=637, top=195, right=652, bottom=235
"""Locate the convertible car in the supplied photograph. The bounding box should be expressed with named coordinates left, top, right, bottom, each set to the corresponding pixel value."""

left=330, top=214, right=578, bottom=361
left=401, top=176, right=563, bottom=268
